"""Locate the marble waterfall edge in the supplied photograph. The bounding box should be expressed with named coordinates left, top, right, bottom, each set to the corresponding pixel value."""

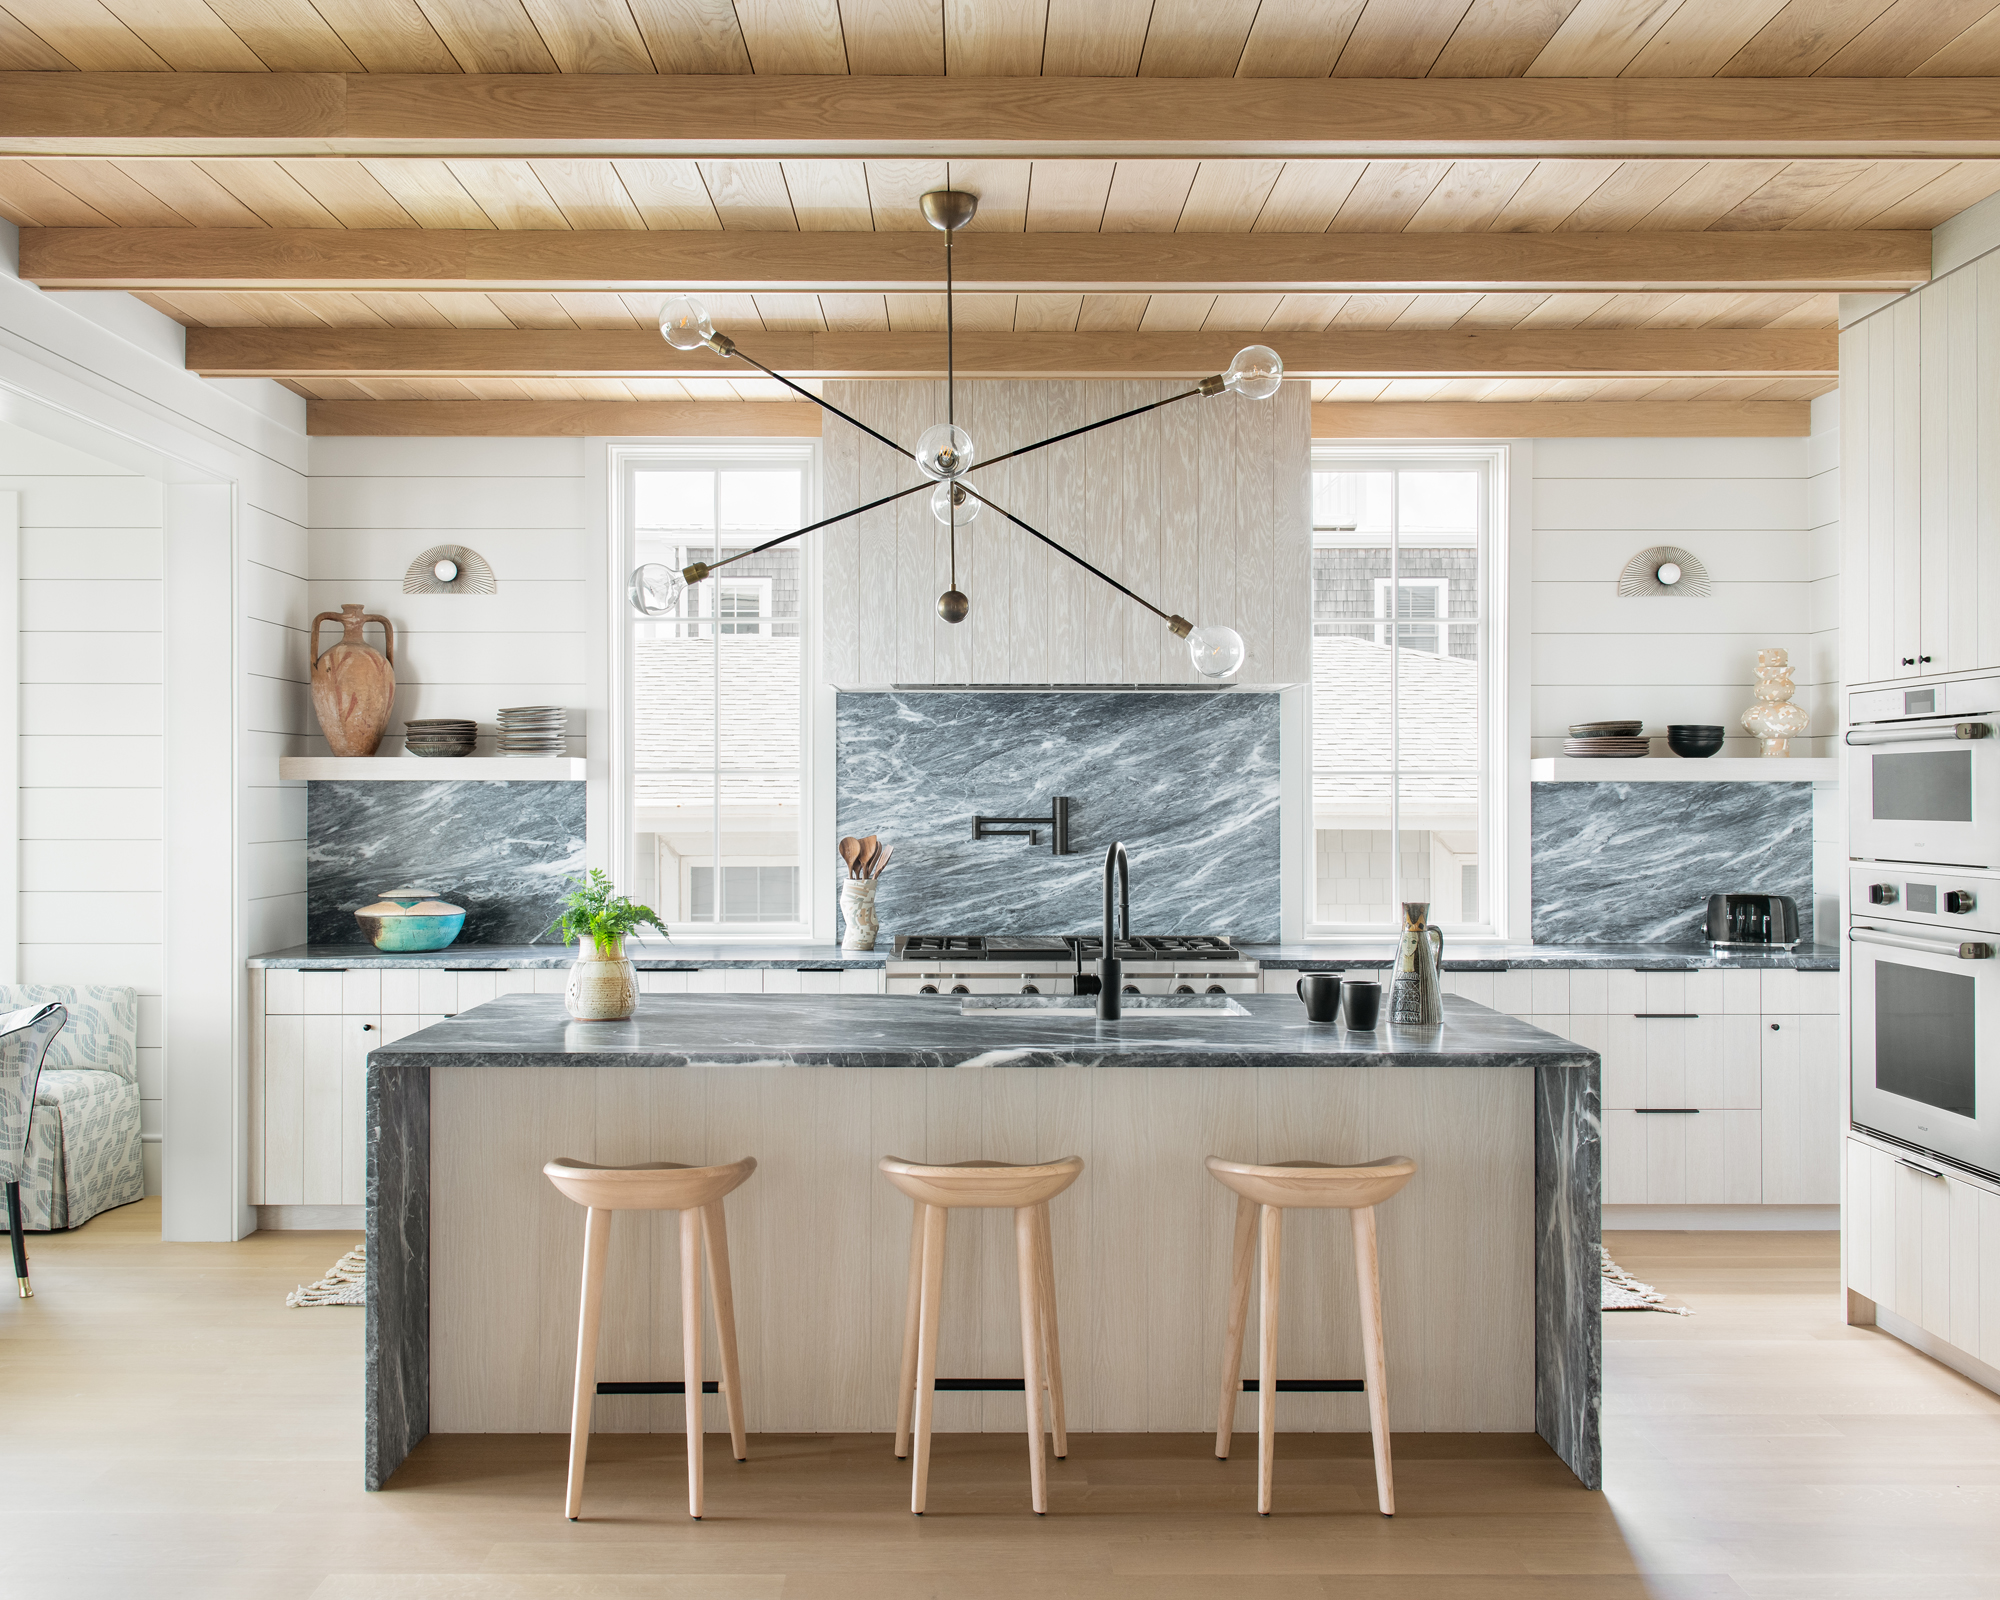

left=836, top=691, right=1281, bottom=941
left=307, top=780, right=586, bottom=946
left=1530, top=780, right=1814, bottom=945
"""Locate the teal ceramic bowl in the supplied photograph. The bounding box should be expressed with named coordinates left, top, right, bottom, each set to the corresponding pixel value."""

left=355, top=887, right=466, bottom=952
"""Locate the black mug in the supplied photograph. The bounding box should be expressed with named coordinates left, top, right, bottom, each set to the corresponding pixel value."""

left=1343, top=980, right=1383, bottom=1030
left=1295, top=972, right=1342, bottom=1023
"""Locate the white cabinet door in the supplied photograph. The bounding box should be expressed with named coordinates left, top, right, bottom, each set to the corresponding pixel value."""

left=1603, top=1016, right=1757, bottom=1109
left=300, top=1013, right=344, bottom=1206
left=1761, top=1015, right=1841, bottom=1204
left=1849, top=1137, right=1982, bottom=1348
left=262, top=1013, right=304, bottom=1205
left=841, top=968, right=885, bottom=994
left=1608, top=1109, right=1760, bottom=1203
left=342, top=1014, right=375, bottom=1206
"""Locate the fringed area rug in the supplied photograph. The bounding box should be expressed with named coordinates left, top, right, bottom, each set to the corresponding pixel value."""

left=1600, top=1246, right=1691, bottom=1315
left=287, top=1244, right=365, bottom=1307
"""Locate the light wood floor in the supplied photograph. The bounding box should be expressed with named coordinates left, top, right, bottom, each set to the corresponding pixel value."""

left=2, top=1206, right=1995, bottom=1598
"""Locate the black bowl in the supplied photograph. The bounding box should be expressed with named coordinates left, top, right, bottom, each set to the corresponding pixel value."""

left=1667, top=724, right=1726, bottom=758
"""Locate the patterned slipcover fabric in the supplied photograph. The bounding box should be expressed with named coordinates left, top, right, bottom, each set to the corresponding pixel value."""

left=0, top=986, right=142, bottom=1230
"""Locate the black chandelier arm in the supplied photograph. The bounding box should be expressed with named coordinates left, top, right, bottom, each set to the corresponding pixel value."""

left=955, top=481, right=1189, bottom=634
left=966, top=383, right=1215, bottom=479
left=681, top=477, right=933, bottom=586
left=704, top=333, right=917, bottom=465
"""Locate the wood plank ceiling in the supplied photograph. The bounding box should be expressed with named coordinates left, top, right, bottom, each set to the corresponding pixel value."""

left=4, top=0, right=1997, bottom=422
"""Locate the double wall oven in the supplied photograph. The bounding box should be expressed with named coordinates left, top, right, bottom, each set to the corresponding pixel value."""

left=1848, top=675, right=2000, bottom=1178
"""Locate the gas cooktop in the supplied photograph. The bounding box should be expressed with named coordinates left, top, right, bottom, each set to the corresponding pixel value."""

left=894, top=934, right=1240, bottom=960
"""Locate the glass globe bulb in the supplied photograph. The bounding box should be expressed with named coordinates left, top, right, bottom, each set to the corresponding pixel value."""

left=929, top=481, right=981, bottom=526
left=630, top=562, right=684, bottom=617
left=659, top=296, right=714, bottom=351
left=915, top=423, right=974, bottom=481
left=432, top=558, right=459, bottom=584
left=1222, top=344, right=1284, bottom=400
left=1188, top=623, right=1246, bottom=679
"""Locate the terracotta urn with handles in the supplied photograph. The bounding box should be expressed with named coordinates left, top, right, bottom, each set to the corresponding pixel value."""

left=310, top=603, right=397, bottom=757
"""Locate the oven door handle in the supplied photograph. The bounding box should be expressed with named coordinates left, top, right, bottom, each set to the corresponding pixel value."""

left=1844, top=722, right=1990, bottom=746
left=1849, top=925, right=1996, bottom=960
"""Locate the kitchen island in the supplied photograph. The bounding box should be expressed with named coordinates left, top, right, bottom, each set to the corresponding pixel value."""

left=365, top=992, right=1601, bottom=1494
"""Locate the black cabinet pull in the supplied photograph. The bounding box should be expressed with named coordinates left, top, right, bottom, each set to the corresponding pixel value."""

left=1634, top=1013, right=1700, bottom=1019
left=361, top=1023, right=375, bottom=1031
left=1634, top=1107, right=1700, bottom=1114
left=1770, top=1022, right=1780, bottom=1031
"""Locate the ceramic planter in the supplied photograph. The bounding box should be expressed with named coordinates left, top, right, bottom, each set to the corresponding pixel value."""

left=840, top=879, right=879, bottom=952
left=566, top=938, right=638, bottom=1021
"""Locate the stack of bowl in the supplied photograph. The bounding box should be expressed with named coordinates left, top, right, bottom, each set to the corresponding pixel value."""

left=1564, top=720, right=1649, bottom=758
left=403, top=718, right=476, bottom=758
left=498, top=705, right=568, bottom=756
left=1668, top=724, right=1726, bottom=758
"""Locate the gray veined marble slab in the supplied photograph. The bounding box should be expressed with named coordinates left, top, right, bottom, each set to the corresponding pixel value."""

left=363, top=992, right=1600, bottom=1492
left=1530, top=780, right=1814, bottom=945
left=835, top=690, right=1281, bottom=942
left=307, top=780, right=585, bottom=946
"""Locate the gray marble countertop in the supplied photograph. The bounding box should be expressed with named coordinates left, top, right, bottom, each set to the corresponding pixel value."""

left=247, top=941, right=884, bottom=969
left=367, top=991, right=1595, bottom=1070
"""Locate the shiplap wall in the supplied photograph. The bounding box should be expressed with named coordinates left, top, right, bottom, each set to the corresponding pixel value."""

left=822, top=379, right=1311, bottom=686
left=0, top=422, right=165, bottom=1192
left=1530, top=436, right=1825, bottom=760
left=305, top=437, right=588, bottom=757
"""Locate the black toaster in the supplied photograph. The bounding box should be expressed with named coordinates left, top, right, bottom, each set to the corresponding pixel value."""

left=1705, top=893, right=1800, bottom=947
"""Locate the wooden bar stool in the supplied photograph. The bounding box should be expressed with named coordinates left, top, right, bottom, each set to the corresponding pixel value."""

left=879, top=1155, right=1083, bottom=1515
left=544, top=1155, right=757, bottom=1522
left=1205, top=1154, right=1418, bottom=1518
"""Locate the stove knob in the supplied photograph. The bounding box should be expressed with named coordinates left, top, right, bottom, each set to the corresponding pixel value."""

left=1869, top=883, right=1899, bottom=905
left=1122, top=984, right=1140, bottom=995
left=1206, top=984, right=1227, bottom=994
left=1174, top=984, right=1195, bottom=995
left=1948, top=890, right=1978, bottom=914
left=951, top=984, right=970, bottom=995
left=1021, top=983, right=1040, bottom=995
left=919, top=984, right=939, bottom=995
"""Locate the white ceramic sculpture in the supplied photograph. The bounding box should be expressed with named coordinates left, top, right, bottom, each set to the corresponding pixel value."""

left=1741, top=647, right=1811, bottom=756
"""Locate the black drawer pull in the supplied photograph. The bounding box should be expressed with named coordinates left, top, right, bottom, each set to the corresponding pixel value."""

left=446, top=967, right=508, bottom=973
left=1634, top=1107, right=1700, bottom=1114
left=597, top=1380, right=720, bottom=1395
left=1896, top=1157, right=1944, bottom=1179
left=299, top=967, right=349, bottom=973
left=1634, top=1013, right=1700, bottom=1019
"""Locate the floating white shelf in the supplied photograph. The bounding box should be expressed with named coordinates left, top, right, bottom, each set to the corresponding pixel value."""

left=279, top=757, right=586, bottom=782
left=1531, top=757, right=1839, bottom=783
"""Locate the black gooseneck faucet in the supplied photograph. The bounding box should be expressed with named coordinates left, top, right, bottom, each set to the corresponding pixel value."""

left=1098, top=841, right=1130, bottom=1021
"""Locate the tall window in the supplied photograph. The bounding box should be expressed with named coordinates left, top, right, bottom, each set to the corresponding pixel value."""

left=1311, top=451, right=1498, bottom=934
left=622, top=451, right=811, bottom=932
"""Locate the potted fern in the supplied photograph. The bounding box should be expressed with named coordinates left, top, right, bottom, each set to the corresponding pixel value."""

left=545, top=869, right=669, bottom=1021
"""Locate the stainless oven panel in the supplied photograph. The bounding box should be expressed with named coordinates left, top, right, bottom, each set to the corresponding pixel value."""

left=1851, top=909, right=2000, bottom=1179
left=1850, top=865, right=2000, bottom=934
left=1847, top=714, right=2000, bottom=866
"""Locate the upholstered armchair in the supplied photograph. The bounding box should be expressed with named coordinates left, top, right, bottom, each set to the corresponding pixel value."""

left=0, top=985, right=144, bottom=1230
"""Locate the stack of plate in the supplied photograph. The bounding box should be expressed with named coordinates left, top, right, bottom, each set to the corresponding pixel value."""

left=498, top=705, right=568, bottom=756
left=403, top=718, right=476, bottom=758
left=1564, top=720, right=1649, bottom=758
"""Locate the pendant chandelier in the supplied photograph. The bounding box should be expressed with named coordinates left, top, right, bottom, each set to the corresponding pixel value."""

left=633, top=189, right=1284, bottom=680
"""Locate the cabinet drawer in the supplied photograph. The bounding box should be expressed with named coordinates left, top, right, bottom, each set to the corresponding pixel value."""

left=1605, top=1109, right=1761, bottom=1204
left=1603, top=1014, right=1760, bottom=1109
left=1846, top=1138, right=1993, bottom=1357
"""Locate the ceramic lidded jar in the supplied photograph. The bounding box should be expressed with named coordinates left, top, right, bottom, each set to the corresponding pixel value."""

left=565, top=938, right=638, bottom=1021
left=310, top=603, right=397, bottom=757
left=355, top=887, right=466, bottom=952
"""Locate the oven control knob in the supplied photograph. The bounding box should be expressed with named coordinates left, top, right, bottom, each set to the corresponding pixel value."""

left=919, top=984, right=939, bottom=994
left=1948, top=890, right=1978, bottom=914
left=1122, top=984, right=1140, bottom=995
left=1869, top=883, right=1898, bottom=904
left=950, top=984, right=970, bottom=995
left=1174, top=984, right=1195, bottom=994
left=1021, top=983, right=1040, bottom=994
left=1206, top=984, right=1227, bottom=994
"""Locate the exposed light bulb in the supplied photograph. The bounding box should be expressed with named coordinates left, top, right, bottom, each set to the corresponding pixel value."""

left=630, top=562, right=685, bottom=616
left=937, top=587, right=970, bottom=624
left=659, top=296, right=714, bottom=351
left=1656, top=561, right=1682, bottom=586
left=915, top=423, right=974, bottom=481
left=930, top=481, right=981, bottom=526
left=1188, top=624, right=1246, bottom=679
left=1222, top=345, right=1284, bottom=400
left=432, top=558, right=459, bottom=584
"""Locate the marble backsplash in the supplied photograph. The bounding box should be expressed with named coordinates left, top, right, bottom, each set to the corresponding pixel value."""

left=306, top=780, right=586, bottom=946
left=1531, top=780, right=1814, bottom=945
left=836, top=690, right=1281, bottom=942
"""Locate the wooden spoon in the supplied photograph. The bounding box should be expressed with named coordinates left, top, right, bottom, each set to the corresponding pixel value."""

left=869, top=841, right=894, bottom=879
left=838, top=837, right=861, bottom=879
left=857, top=834, right=880, bottom=878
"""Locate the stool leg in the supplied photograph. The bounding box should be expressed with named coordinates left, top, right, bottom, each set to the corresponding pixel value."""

left=1034, top=1202, right=1067, bottom=1460
left=1257, top=1203, right=1283, bottom=1517
left=680, top=1207, right=705, bottom=1519
left=701, top=1200, right=748, bottom=1463
left=911, top=1202, right=947, bottom=1514
left=7, top=1182, right=30, bottom=1299
left=1352, top=1204, right=1395, bottom=1517
left=894, top=1202, right=925, bottom=1460
left=1214, top=1192, right=1256, bottom=1459
left=1014, top=1205, right=1048, bottom=1515
left=564, top=1205, right=612, bottom=1521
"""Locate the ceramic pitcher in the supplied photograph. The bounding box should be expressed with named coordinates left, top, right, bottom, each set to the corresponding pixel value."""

left=1390, top=901, right=1444, bottom=1026
left=310, top=603, right=396, bottom=757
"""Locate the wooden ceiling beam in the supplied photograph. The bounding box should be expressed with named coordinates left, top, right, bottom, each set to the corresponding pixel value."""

left=21, top=228, right=1929, bottom=293
left=307, top=397, right=1807, bottom=439
left=187, top=327, right=1836, bottom=380
left=2, top=74, right=1999, bottom=159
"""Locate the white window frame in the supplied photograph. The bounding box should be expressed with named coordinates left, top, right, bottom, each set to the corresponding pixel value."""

left=1305, top=445, right=1512, bottom=942
left=604, top=439, right=823, bottom=943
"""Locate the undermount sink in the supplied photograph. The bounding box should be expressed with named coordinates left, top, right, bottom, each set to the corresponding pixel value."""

left=960, top=995, right=1251, bottom=1019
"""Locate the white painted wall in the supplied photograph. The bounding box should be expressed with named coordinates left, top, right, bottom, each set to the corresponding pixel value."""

left=1529, top=435, right=1825, bottom=761
left=305, top=437, right=589, bottom=758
